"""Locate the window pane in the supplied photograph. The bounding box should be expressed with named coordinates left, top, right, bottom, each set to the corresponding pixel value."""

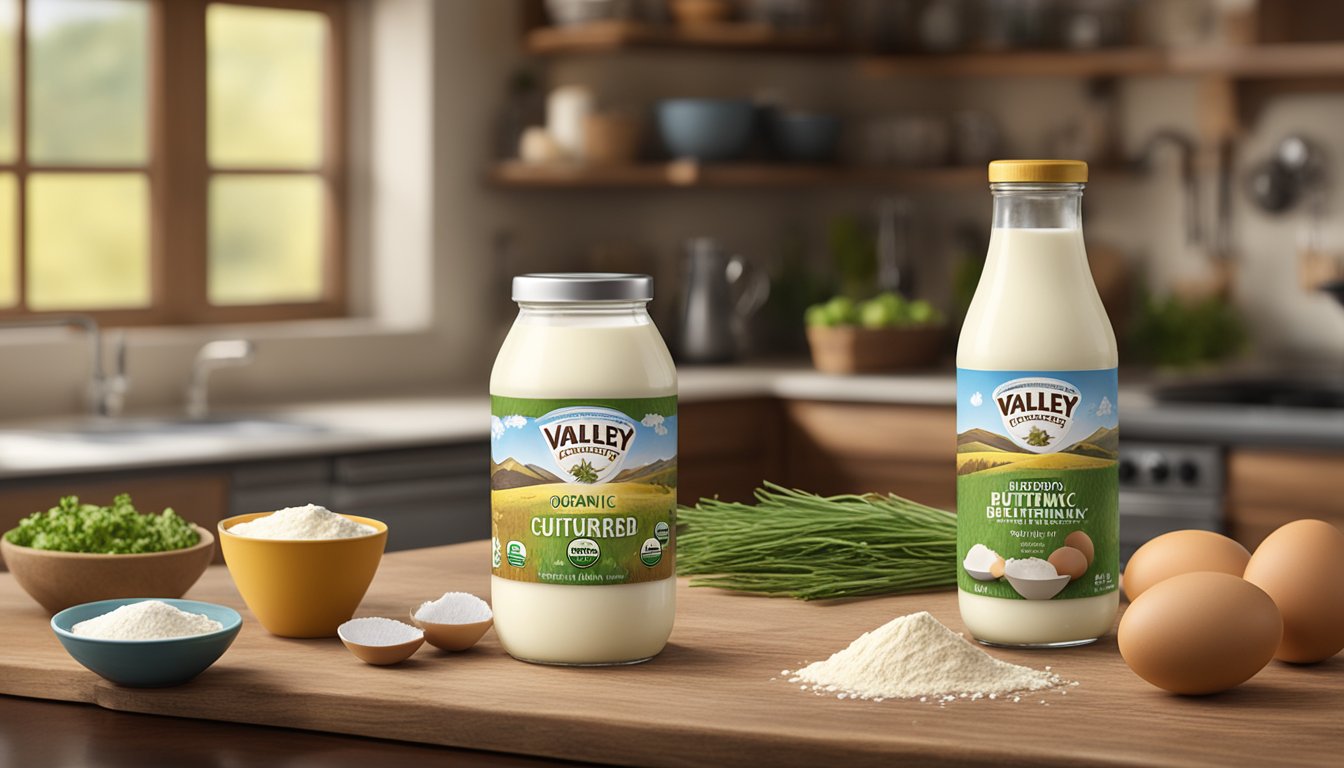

left=210, top=175, right=324, bottom=305
left=0, top=173, right=14, bottom=306
left=209, top=5, right=325, bottom=168
left=28, top=0, right=148, bottom=165
left=0, top=0, right=15, bottom=164
left=28, top=173, right=149, bottom=309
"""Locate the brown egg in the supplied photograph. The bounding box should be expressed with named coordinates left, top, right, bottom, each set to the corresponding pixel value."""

left=1243, top=519, right=1344, bottom=663
left=1065, top=530, right=1095, bottom=566
left=1118, top=571, right=1282, bottom=695
left=1122, top=530, right=1251, bottom=602
left=1048, top=546, right=1089, bottom=581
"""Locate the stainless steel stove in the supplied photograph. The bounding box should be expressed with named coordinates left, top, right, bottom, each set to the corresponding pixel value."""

left=1118, top=441, right=1225, bottom=565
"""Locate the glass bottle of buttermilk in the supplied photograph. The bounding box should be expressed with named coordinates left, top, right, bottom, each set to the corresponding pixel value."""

left=490, top=273, right=677, bottom=665
left=956, top=160, right=1119, bottom=647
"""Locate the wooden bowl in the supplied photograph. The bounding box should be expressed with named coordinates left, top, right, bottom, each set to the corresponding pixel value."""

left=806, top=325, right=946, bottom=374
left=0, top=526, right=216, bottom=615
left=670, top=0, right=731, bottom=26
left=582, top=113, right=643, bottom=166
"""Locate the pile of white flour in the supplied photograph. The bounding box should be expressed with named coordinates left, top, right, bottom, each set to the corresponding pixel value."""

left=414, top=592, right=493, bottom=625
left=72, top=600, right=223, bottom=641
left=228, top=504, right=374, bottom=540
left=789, top=612, right=1064, bottom=701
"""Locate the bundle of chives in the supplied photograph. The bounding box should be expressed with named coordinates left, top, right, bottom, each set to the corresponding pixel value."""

left=676, top=483, right=957, bottom=601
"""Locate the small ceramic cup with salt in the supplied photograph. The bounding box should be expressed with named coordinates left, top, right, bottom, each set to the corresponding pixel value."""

left=409, top=592, right=493, bottom=651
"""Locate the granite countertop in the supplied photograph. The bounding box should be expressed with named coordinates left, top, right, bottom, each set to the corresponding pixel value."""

left=0, top=397, right=489, bottom=479
left=0, top=364, right=1339, bottom=479
left=681, top=364, right=1344, bottom=450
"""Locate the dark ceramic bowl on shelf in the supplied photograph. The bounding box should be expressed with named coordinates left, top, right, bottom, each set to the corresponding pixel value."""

left=770, top=111, right=841, bottom=163
left=656, top=99, right=755, bottom=162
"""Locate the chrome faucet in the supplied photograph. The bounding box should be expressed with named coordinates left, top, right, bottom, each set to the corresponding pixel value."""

left=0, top=314, right=126, bottom=417
left=1132, top=129, right=1201, bottom=246
left=186, top=339, right=255, bottom=420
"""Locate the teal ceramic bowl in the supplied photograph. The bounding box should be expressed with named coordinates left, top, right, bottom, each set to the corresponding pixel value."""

left=51, top=598, right=242, bottom=687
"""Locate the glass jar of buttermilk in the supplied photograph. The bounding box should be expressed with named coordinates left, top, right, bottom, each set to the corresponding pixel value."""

left=489, top=273, right=677, bottom=665
left=956, top=160, right=1120, bottom=647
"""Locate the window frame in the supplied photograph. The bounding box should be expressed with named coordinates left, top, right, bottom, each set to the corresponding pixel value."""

left=0, top=0, right=348, bottom=326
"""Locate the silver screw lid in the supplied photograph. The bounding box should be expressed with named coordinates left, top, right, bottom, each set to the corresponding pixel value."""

left=512, top=273, right=653, bottom=302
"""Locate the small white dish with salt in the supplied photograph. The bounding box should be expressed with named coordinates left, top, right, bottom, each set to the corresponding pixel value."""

left=410, top=592, right=493, bottom=651
left=337, top=617, right=425, bottom=666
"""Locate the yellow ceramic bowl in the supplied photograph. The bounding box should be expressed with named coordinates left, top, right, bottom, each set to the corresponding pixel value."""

left=217, top=512, right=387, bottom=638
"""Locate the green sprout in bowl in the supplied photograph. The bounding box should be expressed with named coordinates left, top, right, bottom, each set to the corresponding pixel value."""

left=4, top=494, right=200, bottom=554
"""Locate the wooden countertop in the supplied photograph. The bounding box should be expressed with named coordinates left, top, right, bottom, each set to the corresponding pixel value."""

left=2, top=541, right=1339, bottom=767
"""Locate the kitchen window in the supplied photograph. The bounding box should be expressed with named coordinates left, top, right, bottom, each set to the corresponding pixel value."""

left=0, top=0, right=347, bottom=325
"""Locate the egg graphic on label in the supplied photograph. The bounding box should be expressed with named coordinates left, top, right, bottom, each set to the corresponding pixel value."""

left=1049, top=546, right=1088, bottom=581
left=1065, top=531, right=1095, bottom=566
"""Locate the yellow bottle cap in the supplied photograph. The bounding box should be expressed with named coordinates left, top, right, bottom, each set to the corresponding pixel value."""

left=988, top=159, right=1088, bottom=183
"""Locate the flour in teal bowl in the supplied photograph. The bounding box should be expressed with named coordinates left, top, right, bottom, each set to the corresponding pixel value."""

left=72, top=600, right=223, bottom=641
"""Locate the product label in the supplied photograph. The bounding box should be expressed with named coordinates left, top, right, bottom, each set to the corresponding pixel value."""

left=956, top=368, right=1119, bottom=601
left=490, top=395, right=676, bottom=585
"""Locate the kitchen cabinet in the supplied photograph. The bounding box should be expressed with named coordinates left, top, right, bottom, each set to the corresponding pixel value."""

left=0, top=470, right=231, bottom=569
left=1227, top=447, right=1344, bottom=547
left=783, top=400, right=955, bottom=508
left=329, top=445, right=490, bottom=550
left=679, top=399, right=954, bottom=509
left=678, top=398, right=785, bottom=505
left=0, top=443, right=491, bottom=571
left=229, top=445, right=490, bottom=551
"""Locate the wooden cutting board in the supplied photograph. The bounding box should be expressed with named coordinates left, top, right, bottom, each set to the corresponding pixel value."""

left=1, top=541, right=1339, bottom=767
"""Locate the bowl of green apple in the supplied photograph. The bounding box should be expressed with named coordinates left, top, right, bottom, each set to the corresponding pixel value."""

left=804, top=292, right=946, bottom=374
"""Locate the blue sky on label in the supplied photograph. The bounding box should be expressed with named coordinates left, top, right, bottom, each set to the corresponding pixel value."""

left=957, top=369, right=1119, bottom=445
left=492, top=411, right=678, bottom=472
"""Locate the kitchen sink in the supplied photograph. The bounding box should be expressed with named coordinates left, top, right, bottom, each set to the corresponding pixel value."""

left=1153, top=379, right=1344, bottom=409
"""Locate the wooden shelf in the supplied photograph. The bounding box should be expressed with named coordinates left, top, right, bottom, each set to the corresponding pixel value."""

left=526, top=23, right=1344, bottom=82
left=860, top=44, right=1344, bottom=81
left=526, top=20, right=842, bottom=55
left=1170, top=42, right=1344, bottom=78
left=488, top=161, right=1135, bottom=190
left=859, top=43, right=1344, bottom=80
left=858, top=48, right=1168, bottom=78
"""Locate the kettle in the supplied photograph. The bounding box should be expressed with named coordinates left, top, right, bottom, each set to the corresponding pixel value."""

left=677, top=238, right=770, bottom=364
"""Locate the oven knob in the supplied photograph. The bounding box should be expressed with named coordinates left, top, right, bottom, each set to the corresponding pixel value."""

left=1177, top=461, right=1200, bottom=485
left=1149, top=461, right=1171, bottom=483
left=1118, top=460, right=1137, bottom=483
